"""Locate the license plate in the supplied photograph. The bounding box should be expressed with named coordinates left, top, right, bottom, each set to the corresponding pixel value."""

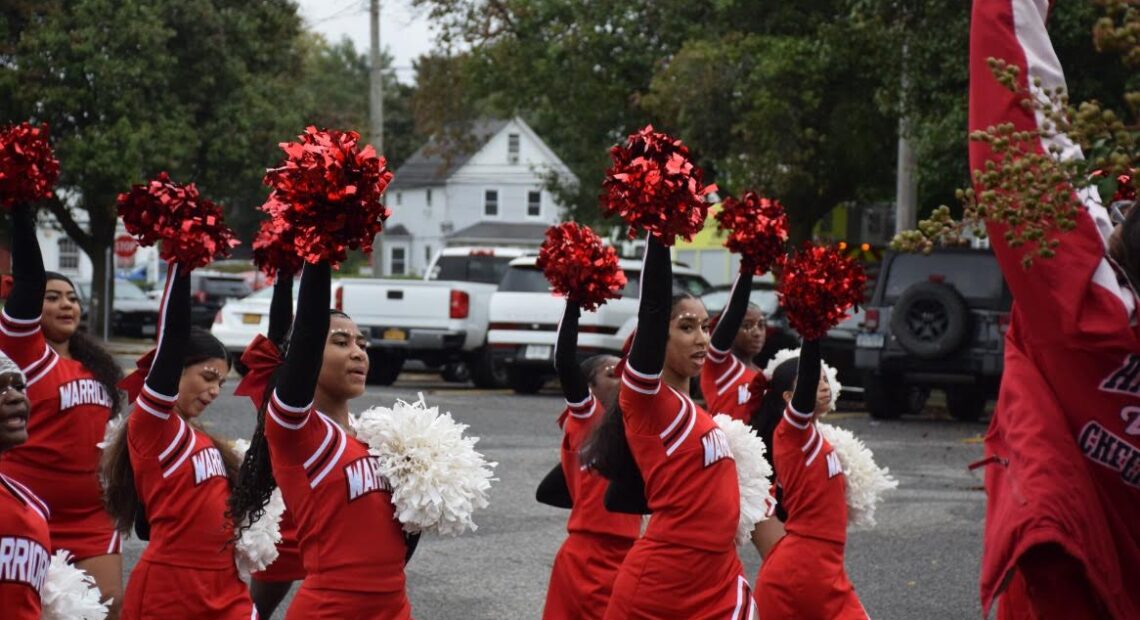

left=524, top=344, right=552, bottom=360
left=382, top=328, right=407, bottom=341
left=856, top=333, right=885, bottom=348
left=141, top=325, right=156, bottom=336
left=242, top=313, right=262, bottom=325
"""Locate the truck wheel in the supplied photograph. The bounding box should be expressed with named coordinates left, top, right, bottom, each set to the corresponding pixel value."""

left=470, top=346, right=508, bottom=389
left=507, top=367, right=547, bottom=394
left=863, top=372, right=907, bottom=420
left=890, top=282, right=969, bottom=360
left=947, top=386, right=987, bottom=422
left=367, top=351, right=403, bottom=386
left=441, top=362, right=470, bottom=383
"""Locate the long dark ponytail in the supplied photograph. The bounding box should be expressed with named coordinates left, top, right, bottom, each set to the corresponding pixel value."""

left=102, top=327, right=239, bottom=535
left=579, top=294, right=698, bottom=487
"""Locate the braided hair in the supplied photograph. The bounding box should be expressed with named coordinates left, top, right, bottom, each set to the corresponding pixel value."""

left=228, top=309, right=352, bottom=540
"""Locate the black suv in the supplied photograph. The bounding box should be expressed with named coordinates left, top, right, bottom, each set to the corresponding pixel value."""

left=854, top=248, right=1011, bottom=421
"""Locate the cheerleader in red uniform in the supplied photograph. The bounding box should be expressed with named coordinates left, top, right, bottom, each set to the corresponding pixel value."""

left=231, top=261, right=412, bottom=619
left=101, top=264, right=253, bottom=618
left=540, top=299, right=641, bottom=619
left=584, top=236, right=755, bottom=620
left=0, top=351, right=53, bottom=619
left=700, top=266, right=767, bottom=423
left=753, top=339, right=867, bottom=620
left=0, top=204, right=124, bottom=614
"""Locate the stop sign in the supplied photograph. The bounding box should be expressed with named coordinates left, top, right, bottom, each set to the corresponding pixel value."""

left=114, top=234, right=139, bottom=258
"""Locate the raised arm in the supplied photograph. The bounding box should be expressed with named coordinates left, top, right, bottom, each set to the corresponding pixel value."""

left=143, top=265, right=191, bottom=399
left=274, top=262, right=330, bottom=410
left=790, top=339, right=821, bottom=418
left=626, top=237, right=672, bottom=376
left=266, top=270, right=294, bottom=347
left=554, top=300, right=589, bottom=405
left=5, top=204, right=45, bottom=322
left=710, top=268, right=752, bottom=353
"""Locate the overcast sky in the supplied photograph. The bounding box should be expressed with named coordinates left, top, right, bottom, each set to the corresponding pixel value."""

left=293, top=0, right=438, bottom=83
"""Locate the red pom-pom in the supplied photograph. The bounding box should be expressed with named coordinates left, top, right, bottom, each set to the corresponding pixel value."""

left=0, top=122, right=60, bottom=208
left=252, top=215, right=304, bottom=283
left=117, top=172, right=240, bottom=270
left=776, top=243, right=867, bottom=341
left=715, top=192, right=789, bottom=274
left=601, top=125, right=716, bottom=245
left=536, top=222, right=627, bottom=311
left=262, top=126, right=394, bottom=269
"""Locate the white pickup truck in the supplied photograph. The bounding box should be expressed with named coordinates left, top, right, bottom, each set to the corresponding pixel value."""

left=334, top=247, right=529, bottom=386
left=487, top=256, right=713, bottom=393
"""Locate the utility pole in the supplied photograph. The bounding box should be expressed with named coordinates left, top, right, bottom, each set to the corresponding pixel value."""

left=369, top=0, right=384, bottom=154
left=895, top=42, right=917, bottom=235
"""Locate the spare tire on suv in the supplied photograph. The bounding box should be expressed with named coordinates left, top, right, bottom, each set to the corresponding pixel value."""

left=889, top=281, right=970, bottom=359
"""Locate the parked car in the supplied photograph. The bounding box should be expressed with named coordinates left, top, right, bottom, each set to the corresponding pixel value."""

left=487, top=257, right=713, bottom=394
left=854, top=248, right=1011, bottom=421
left=161, top=271, right=254, bottom=328
left=425, top=246, right=529, bottom=284
left=75, top=279, right=161, bottom=338
left=210, top=281, right=300, bottom=373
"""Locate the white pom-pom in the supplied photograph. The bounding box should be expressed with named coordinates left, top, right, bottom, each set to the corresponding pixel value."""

left=41, top=550, right=109, bottom=620
left=818, top=423, right=898, bottom=528
left=355, top=394, right=497, bottom=536
left=762, top=348, right=844, bottom=412
left=230, top=438, right=283, bottom=579
left=713, top=414, right=776, bottom=546
left=96, top=415, right=123, bottom=450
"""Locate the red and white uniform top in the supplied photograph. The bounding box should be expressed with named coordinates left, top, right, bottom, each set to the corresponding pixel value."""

left=971, top=1, right=1140, bottom=617
left=701, top=345, right=765, bottom=424
left=129, top=385, right=235, bottom=569
left=0, top=473, right=51, bottom=619
left=265, top=391, right=405, bottom=593
left=620, top=365, right=739, bottom=552
left=773, top=405, right=847, bottom=545
left=0, top=310, right=114, bottom=483
left=559, top=392, right=642, bottom=539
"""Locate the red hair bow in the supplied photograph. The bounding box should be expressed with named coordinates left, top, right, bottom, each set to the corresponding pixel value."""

left=233, top=334, right=283, bottom=410
left=117, top=348, right=157, bottom=404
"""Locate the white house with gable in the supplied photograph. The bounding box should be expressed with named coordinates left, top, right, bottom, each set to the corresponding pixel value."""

left=376, top=117, right=578, bottom=277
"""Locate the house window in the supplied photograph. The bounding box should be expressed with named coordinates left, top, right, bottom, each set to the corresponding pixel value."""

left=58, top=238, right=79, bottom=272
left=426, top=188, right=433, bottom=207
left=508, top=133, right=520, bottom=164
left=390, top=247, right=407, bottom=276
left=527, top=190, right=542, bottom=217
left=395, top=191, right=402, bottom=206
left=484, top=189, right=499, bottom=217
left=425, top=245, right=433, bottom=263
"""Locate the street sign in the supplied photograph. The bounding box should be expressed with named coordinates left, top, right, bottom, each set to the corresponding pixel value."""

left=114, top=234, right=139, bottom=258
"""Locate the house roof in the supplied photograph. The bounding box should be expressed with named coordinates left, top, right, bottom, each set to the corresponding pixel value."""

left=446, top=221, right=551, bottom=247
left=390, top=119, right=510, bottom=189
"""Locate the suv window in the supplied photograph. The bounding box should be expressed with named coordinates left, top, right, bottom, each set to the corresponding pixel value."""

left=202, top=278, right=251, bottom=298
left=433, top=255, right=515, bottom=284
left=883, top=253, right=1009, bottom=309
left=622, top=272, right=713, bottom=299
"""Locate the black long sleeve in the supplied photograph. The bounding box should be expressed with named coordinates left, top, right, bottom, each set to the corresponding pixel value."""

left=791, top=339, right=821, bottom=415
left=710, top=269, right=752, bottom=352
left=145, top=265, right=191, bottom=397
left=267, top=271, right=294, bottom=347
left=627, top=237, right=672, bottom=375
left=276, top=263, right=330, bottom=409
left=554, top=300, right=589, bottom=404
left=6, top=205, right=45, bottom=320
